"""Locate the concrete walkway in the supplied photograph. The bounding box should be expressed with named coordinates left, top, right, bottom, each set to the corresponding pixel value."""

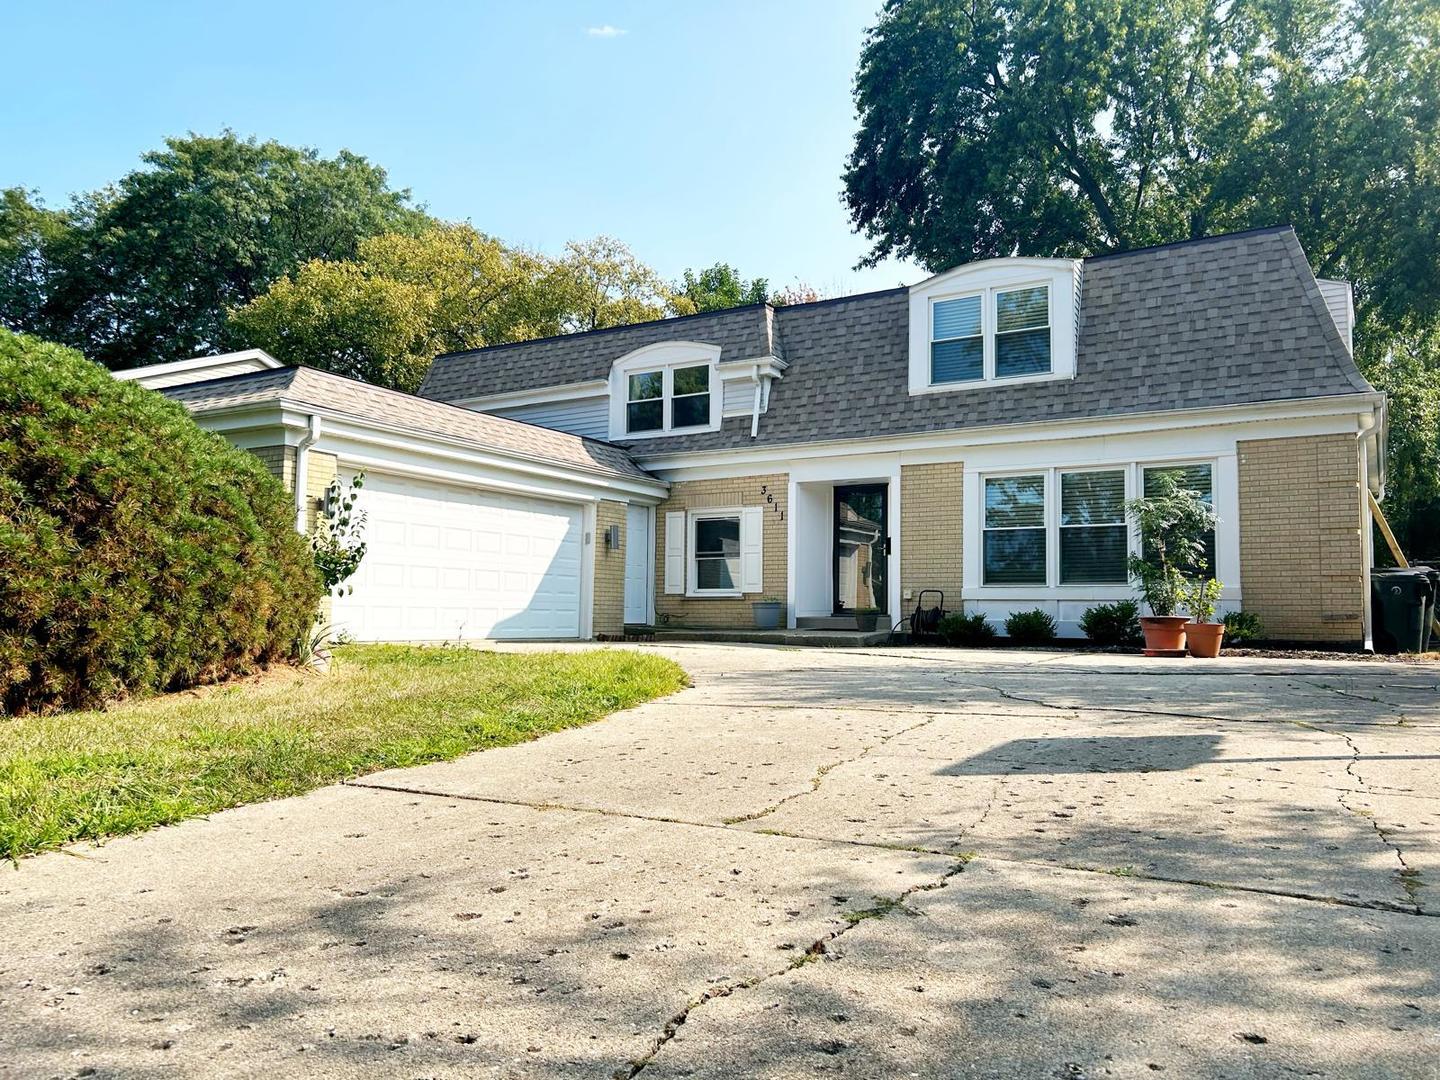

left=2, top=644, right=1437, bottom=1078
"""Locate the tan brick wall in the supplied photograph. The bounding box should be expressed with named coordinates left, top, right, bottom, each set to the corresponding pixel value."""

left=593, top=500, right=627, bottom=637
left=1238, top=433, right=1365, bottom=643
left=900, top=462, right=963, bottom=612
left=303, top=450, right=339, bottom=533
left=249, top=444, right=294, bottom=489
left=655, top=473, right=787, bottom=628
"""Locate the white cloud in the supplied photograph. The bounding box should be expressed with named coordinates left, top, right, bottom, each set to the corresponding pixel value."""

left=584, top=25, right=626, bottom=38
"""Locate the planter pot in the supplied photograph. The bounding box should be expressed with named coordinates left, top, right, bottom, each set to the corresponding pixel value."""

left=752, top=601, right=783, bottom=630
left=1186, top=621, right=1225, bottom=658
left=854, top=610, right=881, bottom=633
left=1139, top=615, right=1189, bottom=657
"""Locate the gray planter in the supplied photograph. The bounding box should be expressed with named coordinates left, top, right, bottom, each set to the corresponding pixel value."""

left=752, top=601, right=783, bottom=630
left=854, top=609, right=881, bottom=632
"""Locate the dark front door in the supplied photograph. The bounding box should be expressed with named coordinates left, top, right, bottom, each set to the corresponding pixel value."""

left=833, top=484, right=888, bottom=615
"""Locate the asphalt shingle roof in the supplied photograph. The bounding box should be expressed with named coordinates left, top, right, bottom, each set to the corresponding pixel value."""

left=164, top=366, right=654, bottom=482
left=419, top=227, right=1374, bottom=458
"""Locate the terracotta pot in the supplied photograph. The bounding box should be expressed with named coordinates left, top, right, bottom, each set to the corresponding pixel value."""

left=1186, top=621, right=1225, bottom=658
left=1139, top=615, right=1189, bottom=657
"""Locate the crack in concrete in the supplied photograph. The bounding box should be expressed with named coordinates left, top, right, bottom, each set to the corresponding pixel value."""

left=342, top=779, right=1437, bottom=918
left=722, top=714, right=940, bottom=825
left=615, top=858, right=969, bottom=1078
left=1298, top=721, right=1427, bottom=914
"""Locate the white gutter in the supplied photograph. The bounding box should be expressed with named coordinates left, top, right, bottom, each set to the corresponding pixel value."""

left=750, top=364, right=763, bottom=439
left=294, top=414, right=321, bottom=533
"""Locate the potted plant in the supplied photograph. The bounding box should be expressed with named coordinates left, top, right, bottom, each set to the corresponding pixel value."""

left=853, top=606, right=881, bottom=632
left=1125, top=472, right=1218, bottom=657
left=1183, top=578, right=1225, bottom=657
left=751, top=595, right=784, bottom=630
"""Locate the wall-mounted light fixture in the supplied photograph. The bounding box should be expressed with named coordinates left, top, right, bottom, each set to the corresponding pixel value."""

left=604, top=524, right=621, bottom=550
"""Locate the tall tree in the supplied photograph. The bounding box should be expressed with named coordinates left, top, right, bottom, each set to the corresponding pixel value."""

left=676, top=263, right=770, bottom=311
left=549, top=236, right=695, bottom=332
left=844, top=0, right=1440, bottom=553
left=1, top=132, right=430, bottom=369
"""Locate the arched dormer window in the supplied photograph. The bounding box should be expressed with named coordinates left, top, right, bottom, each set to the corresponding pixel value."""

left=907, top=258, right=1082, bottom=396
left=607, top=341, right=723, bottom=440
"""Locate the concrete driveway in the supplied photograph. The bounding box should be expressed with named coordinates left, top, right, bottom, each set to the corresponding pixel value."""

left=2, top=644, right=1437, bottom=1079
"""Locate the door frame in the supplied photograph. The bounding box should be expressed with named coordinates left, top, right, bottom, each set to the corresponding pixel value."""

left=832, top=483, right=889, bottom=615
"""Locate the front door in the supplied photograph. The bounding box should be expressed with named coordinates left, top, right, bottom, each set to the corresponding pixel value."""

left=833, top=484, right=887, bottom=616
left=624, top=504, right=652, bottom=625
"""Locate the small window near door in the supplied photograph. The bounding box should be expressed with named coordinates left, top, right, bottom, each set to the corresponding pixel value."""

left=983, top=474, right=1046, bottom=584
left=627, top=371, right=663, bottom=433
left=670, top=364, right=711, bottom=429
left=692, top=513, right=741, bottom=592
left=1059, top=470, right=1127, bottom=583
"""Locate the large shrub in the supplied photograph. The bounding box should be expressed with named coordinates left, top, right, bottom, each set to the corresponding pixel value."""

left=1004, top=608, right=1058, bottom=645
left=938, top=610, right=997, bottom=647
left=0, top=330, right=323, bottom=713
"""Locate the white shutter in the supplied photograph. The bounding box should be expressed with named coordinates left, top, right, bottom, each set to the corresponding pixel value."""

left=664, top=511, right=686, bottom=595
left=740, top=506, right=764, bottom=593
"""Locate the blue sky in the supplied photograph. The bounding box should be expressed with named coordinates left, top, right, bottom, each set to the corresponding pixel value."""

left=1, top=1, right=920, bottom=296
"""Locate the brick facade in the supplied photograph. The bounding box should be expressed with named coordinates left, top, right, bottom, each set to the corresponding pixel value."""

left=593, top=500, right=628, bottom=636
left=1238, top=433, right=1365, bottom=643
left=654, top=473, right=788, bottom=628
left=249, top=445, right=293, bottom=489
left=900, top=462, right=964, bottom=613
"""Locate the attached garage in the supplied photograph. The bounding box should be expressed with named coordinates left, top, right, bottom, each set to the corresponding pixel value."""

left=333, top=471, right=584, bottom=642
left=149, top=362, right=667, bottom=642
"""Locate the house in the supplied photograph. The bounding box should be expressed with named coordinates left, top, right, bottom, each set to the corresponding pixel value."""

left=128, top=227, right=1387, bottom=646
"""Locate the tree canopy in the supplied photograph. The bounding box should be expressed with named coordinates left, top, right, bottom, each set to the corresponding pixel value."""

left=845, top=0, right=1440, bottom=553
left=0, top=133, right=429, bottom=369
left=676, top=263, right=770, bottom=312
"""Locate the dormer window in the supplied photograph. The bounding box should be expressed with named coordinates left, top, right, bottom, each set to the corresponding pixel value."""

left=608, top=342, right=723, bottom=440
left=909, top=259, right=1080, bottom=396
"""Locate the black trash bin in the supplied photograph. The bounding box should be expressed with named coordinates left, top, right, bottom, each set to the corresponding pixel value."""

left=1370, top=568, right=1434, bottom=654
left=1411, top=565, right=1440, bottom=651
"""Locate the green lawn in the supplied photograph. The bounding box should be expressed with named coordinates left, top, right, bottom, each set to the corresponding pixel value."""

left=0, top=645, right=686, bottom=861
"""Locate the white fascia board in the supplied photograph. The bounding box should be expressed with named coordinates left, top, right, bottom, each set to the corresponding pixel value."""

left=632, top=392, right=1385, bottom=475
left=717, top=354, right=789, bottom=378
left=114, top=349, right=285, bottom=381
left=186, top=401, right=667, bottom=502
left=447, top=380, right=610, bottom=410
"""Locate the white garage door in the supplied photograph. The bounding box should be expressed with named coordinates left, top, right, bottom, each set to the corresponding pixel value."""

left=332, top=470, right=584, bottom=642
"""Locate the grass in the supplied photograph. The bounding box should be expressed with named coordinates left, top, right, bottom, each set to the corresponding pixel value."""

left=0, top=644, right=686, bottom=861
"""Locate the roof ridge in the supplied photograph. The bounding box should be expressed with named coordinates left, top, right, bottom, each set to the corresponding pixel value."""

left=1084, top=225, right=1294, bottom=263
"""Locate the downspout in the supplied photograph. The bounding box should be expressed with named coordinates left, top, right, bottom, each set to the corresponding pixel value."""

left=749, top=364, right=762, bottom=438
left=1359, top=431, right=1374, bottom=654
left=294, top=414, right=322, bottom=533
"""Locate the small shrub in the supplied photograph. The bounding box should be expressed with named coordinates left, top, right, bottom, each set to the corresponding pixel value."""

left=1223, top=610, right=1264, bottom=644
left=938, top=610, right=996, bottom=647
left=0, top=329, right=324, bottom=713
left=1079, top=601, right=1143, bottom=648
left=1004, top=608, right=1057, bottom=645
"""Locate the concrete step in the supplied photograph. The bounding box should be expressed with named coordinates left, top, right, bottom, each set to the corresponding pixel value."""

left=650, top=627, right=892, bottom=648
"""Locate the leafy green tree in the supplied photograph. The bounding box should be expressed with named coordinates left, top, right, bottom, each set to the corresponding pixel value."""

left=676, top=263, right=769, bottom=311
left=550, top=236, right=695, bottom=331
left=844, top=0, right=1440, bottom=552
left=1, top=132, right=430, bottom=369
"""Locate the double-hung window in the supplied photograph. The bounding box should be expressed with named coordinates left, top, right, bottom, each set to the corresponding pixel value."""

left=930, top=294, right=983, bottom=384
left=983, top=474, right=1047, bottom=584
left=1059, top=470, right=1128, bottom=583
left=691, top=513, right=741, bottom=593
left=1143, top=464, right=1216, bottom=576
left=995, top=286, right=1051, bottom=377
left=929, top=284, right=1052, bottom=386
left=624, top=364, right=712, bottom=435
left=626, top=371, right=664, bottom=433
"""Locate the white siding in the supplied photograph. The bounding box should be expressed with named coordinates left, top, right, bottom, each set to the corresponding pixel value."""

left=1317, top=279, right=1354, bottom=352
left=488, top=396, right=609, bottom=440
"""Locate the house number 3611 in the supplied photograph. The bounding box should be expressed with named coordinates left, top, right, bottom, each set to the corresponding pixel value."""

left=759, top=484, right=785, bottom=521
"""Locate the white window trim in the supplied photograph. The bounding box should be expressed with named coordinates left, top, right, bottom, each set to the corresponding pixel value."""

left=687, top=507, right=743, bottom=598
left=907, top=258, right=1080, bottom=396
left=973, top=458, right=1219, bottom=592
left=608, top=341, right=723, bottom=441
